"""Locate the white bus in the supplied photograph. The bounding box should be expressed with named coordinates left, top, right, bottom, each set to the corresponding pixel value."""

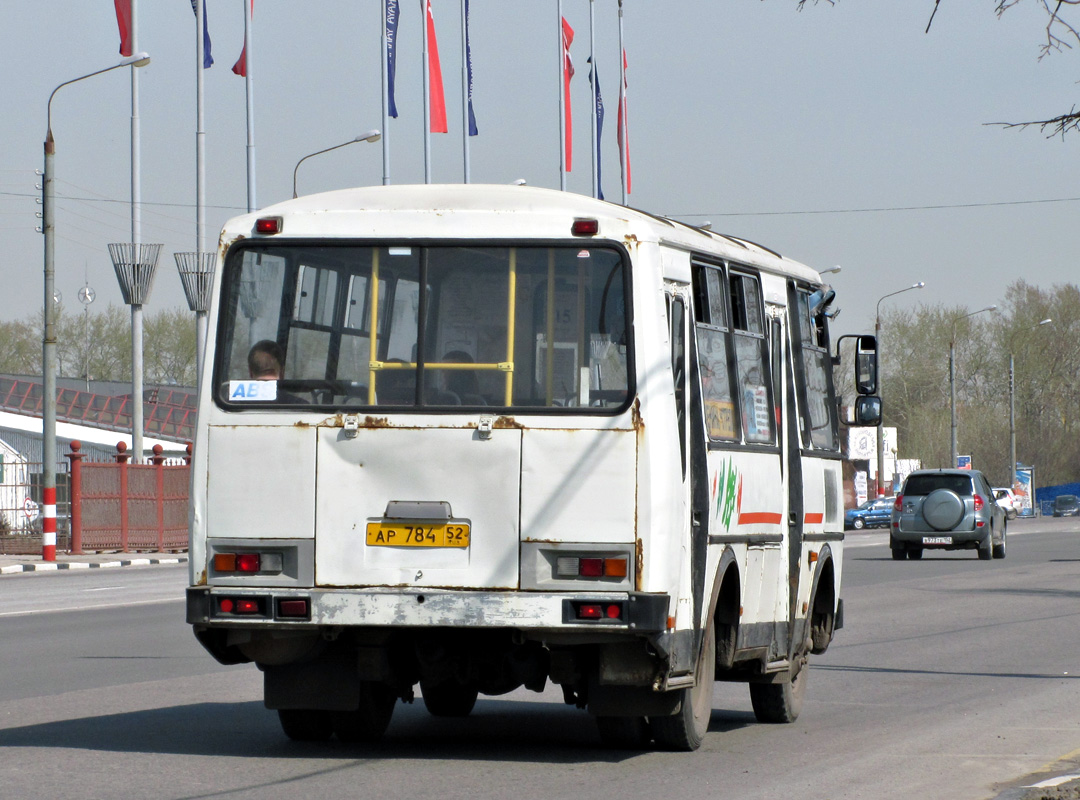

left=186, top=184, right=880, bottom=751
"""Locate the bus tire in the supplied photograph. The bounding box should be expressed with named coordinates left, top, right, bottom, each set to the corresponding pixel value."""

left=596, top=716, right=652, bottom=750
left=278, top=709, right=333, bottom=742
left=650, top=619, right=715, bottom=751
left=332, top=682, right=396, bottom=743
left=749, top=661, right=807, bottom=724
left=421, top=679, right=479, bottom=717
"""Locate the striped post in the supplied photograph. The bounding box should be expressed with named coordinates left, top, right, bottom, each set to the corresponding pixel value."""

left=42, top=486, right=57, bottom=561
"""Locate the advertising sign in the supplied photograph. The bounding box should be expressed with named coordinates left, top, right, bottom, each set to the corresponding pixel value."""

left=1014, top=467, right=1035, bottom=517
left=957, top=455, right=972, bottom=470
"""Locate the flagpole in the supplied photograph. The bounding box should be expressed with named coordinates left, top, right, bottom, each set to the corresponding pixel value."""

left=618, top=0, right=627, bottom=205
left=460, top=0, right=470, bottom=183
left=422, top=0, right=432, bottom=183
left=382, top=0, right=391, bottom=185
left=243, top=0, right=256, bottom=211
left=588, top=0, right=597, bottom=200
left=558, top=0, right=566, bottom=191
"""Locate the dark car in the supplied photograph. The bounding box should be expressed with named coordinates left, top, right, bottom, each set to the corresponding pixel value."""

left=845, top=497, right=894, bottom=530
left=1053, top=494, right=1080, bottom=517
left=890, top=468, right=1006, bottom=561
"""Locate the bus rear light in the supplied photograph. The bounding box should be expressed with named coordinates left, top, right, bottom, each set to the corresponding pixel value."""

left=255, top=216, right=282, bottom=234
left=555, top=556, right=629, bottom=579
left=217, top=597, right=262, bottom=615
left=577, top=604, right=603, bottom=620
left=213, top=551, right=283, bottom=575
left=572, top=602, right=625, bottom=622
left=571, top=218, right=599, bottom=236
left=277, top=599, right=310, bottom=619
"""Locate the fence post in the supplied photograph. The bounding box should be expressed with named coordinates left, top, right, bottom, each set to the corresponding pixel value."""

left=152, top=444, right=165, bottom=551
left=65, top=441, right=84, bottom=555
left=115, top=442, right=131, bottom=552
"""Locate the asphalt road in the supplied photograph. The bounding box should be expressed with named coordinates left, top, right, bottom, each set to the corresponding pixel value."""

left=2, top=518, right=1079, bottom=800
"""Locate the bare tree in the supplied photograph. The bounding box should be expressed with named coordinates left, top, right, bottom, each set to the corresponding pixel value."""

left=927, top=0, right=1080, bottom=136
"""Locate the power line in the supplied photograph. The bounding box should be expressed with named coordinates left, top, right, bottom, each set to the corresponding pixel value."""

left=669, top=195, right=1080, bottom=218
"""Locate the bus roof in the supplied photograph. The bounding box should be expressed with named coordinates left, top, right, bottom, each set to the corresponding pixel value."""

left=224, top=184, right=823, bottom=284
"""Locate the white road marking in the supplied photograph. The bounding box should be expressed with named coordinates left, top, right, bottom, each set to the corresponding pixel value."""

left=0, top=596, right=185, bottom=618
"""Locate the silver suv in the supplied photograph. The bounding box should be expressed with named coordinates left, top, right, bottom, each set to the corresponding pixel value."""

left=890, top=469, right=1006, bottom=561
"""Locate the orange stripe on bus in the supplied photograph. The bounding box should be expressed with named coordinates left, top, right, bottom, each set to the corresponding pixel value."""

left=737, top=512, right=784, bottom=525
left=804, top=512, right=824, bottom=524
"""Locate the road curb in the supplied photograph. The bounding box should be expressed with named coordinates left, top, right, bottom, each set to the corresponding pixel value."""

left=0, top=556, right=188, bottom=575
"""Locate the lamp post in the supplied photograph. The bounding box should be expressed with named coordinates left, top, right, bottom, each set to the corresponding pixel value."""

left=1009, top=318, right=1052, bottom=492
left=874, top=281, right=924, bottom=496
left=292, top=131, right=381, bottom=198
left=949, top=305, right=997, bottom=468
left=174, top=251, right=216, bottom=392
left=41, top=53, right=150, bottom=561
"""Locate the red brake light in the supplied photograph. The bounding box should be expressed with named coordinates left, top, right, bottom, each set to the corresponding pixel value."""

left=974, top=494, right=984, bottom=511
left=571, top=218, right=599, bottom=236
left=255, top=216, right=282, bottom=234
left=577, top=604, right=603, bottom=620
left=236, top=553, right=261, bottom=573
left=235, top=598, right=260, bottom=614
left=893, top=495, right=902, bottom=511
left=579, top=558, right=604, bottom=577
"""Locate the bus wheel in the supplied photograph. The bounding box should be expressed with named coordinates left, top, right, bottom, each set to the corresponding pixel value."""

left=277, top=709, right=333, bottom=742
left=749, top=661, right=807, bottom=724
left=650, top=620, right=715, bottom=751
left=421, top=678, right=479, bottom=717
left=332, top=682, right=396, bottom=742
left=596, top=716, right=651, bottom=750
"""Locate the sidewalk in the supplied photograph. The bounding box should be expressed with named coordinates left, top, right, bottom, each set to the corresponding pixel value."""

left=0, top=551, right=188, bottom=575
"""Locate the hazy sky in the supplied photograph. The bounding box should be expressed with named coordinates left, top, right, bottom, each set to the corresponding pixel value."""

left=3, top=1, right=1079, bottom=342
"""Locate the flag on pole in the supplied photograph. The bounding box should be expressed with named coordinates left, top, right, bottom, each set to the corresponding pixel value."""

left=561, top=17, right=575, bottom=172
left=114, top=0, right=133, bottom=57
left=617, top=48, right=631, bottom=194
left=232, top=0, right=254, bottom=77
left=588, top=57, right=605, bottom=201
left=386, top=0, right=400, bottom=118
left=427, top=0, right=448, bottom=133
left=190, top=0, right=214, bottom=68
left=465, top=0, right=478, bottom=136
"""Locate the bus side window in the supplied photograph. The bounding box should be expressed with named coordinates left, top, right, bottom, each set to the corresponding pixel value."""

left=691, top=262, right=737, bottom=441
left=729, top=272, right=773, bottom=444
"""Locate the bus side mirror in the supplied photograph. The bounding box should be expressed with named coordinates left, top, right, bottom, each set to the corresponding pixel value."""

left=853, top=396, right=882, bottom=426
left=834, top=334, right=878, bottom=395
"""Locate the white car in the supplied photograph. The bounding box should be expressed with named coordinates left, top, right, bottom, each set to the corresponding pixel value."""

left=993, top=488, right=1021, bottom=520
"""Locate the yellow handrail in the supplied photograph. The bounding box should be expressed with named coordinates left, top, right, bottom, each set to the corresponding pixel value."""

left=504, top=248, right=517, bottom=406
left=367, top=249, right=380, bottom=404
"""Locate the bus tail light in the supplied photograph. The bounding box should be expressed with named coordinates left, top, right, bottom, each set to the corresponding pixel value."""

left=217, top=597, right=263, bottom=615
left=556, top=556, right=628, bottom=579
left=572, top=602, right=624, bottom=622
left=213, top=551, right=283, bottom=575
left=571, top=218, right=599, bottom=236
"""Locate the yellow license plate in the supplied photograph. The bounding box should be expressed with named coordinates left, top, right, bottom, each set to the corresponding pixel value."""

left=366, top=521, right=471, bottom=548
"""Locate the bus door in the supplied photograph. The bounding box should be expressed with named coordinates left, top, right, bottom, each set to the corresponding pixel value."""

left=773, top=307, right=802, bottom=658
left=667, top=283, right=710, bottom=636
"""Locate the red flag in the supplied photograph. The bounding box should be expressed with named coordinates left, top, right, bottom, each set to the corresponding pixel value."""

left=561, top=17, right=575, bottom=172
left=232, top=0, right=254, bottom=76
left=427, top=0, right=448, bottom=134
left=114, top=0, right=133, bottom=57
left=617, top=48, right=631, bottom=194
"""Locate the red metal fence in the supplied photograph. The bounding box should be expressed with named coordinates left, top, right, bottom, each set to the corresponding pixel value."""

left=67, top=441, right=190, bottom=553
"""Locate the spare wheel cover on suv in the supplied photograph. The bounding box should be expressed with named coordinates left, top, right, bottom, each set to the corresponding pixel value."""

left=923, top=488, right=965, bottom=531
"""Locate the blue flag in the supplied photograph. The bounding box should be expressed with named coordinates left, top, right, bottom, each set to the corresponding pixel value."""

left=465, top=0, right=478, bottom=135
left=386, top=0, right=400, bottom=118
left=589, top=58, right=605, bottom=201
left=190, top=0, right=214, bottom=68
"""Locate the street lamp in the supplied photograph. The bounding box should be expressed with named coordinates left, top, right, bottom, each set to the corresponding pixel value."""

left=949, top=304, right=997, bottom=468
left=292, top=130, right=381, bottom=198
left=41, top=52, right=150, bottom=562
left=1009, top=318, right=1052, bottom=493
left=874, top=281, right=924, bottom=496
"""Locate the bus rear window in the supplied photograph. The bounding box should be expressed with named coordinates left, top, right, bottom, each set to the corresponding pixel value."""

left=215, top=244, right=631, bottom=412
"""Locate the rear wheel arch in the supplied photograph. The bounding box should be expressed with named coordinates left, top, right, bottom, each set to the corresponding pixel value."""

left=707, top=549, right=741, bottom=671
